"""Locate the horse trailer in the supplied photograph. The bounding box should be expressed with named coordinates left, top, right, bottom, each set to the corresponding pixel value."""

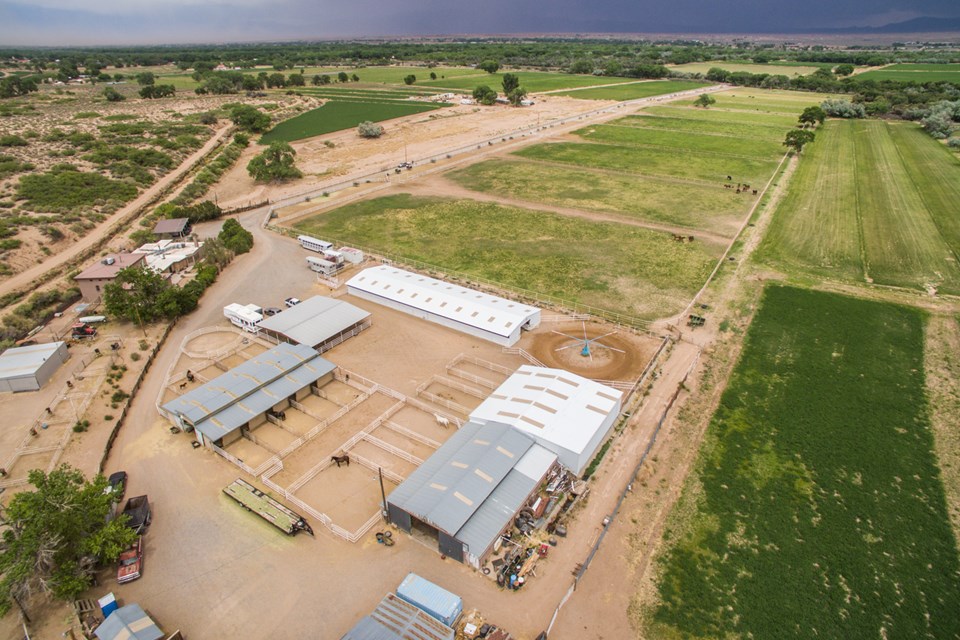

left=298, top=235, right=333, bottom=253
left=306, top=256, right=339, bottom=277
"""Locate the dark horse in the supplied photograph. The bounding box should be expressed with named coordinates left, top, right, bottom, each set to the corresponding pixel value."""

left=331, top=454, right=350, bottom=468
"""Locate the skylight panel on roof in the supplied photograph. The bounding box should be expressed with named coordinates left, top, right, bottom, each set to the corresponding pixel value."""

left=586, top=405, right=609, bottom=415
left=495, top=446, right=515, bottom=458
left=520, top=416, right=545, bottom=429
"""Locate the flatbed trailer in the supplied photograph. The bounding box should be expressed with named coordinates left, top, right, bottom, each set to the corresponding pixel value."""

left=223, top=478, right=314, bottom=536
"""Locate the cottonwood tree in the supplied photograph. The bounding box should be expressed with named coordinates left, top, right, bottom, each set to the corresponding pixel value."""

left=507, top=87, right=528, bottom=106
left=502, top=73, right=519, bottom=94
left=784, top=129, right=815, bottom=153
left=478, top=60, right=500, bottom=74
left=247, top=141, right=303, bottom=182
left=104, top=266, right=179, bottom=322
left=230, top=105, right=271, bottom=133
left=798, top=105, right=827, bottom=127
left=694, top=94, right=716, bottom=108
left=472, top=85, right=497, bottom=105
left=0, top=466, right=136, bottom=617
left=403, top=74, right=416, bottom=85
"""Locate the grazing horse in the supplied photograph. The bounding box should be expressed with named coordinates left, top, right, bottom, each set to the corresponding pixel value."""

left=434, top=414, right=450, bottom=428
left=331, top=454, right=350, bottom=468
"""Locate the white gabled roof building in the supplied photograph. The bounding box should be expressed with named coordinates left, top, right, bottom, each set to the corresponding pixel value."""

left=469, top=365, right=623, bottom=475
left=346, top=266, right=540, bottom=347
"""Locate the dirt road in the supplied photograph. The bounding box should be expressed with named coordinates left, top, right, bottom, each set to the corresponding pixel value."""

left=0, top=124, right=233, bottom=300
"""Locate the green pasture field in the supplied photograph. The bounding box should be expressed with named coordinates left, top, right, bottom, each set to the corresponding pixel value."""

left=758, top=120, right=960, bottom=294
left=855, top=68, right=960, bottom=83
left=673, top=89, right=838, bottom=114
left=668, top=61, right=820, bottom=76
left=259, top=100, right=443, bottom=143
left=422, top=71, right=636, bottom=93
left=294, top=194, right=720, bottom=319
left=885, top=63, right=960, bottom=71
left=576, top=123, right=785, bottom=158
left=616, top=113, right=786, bottom=140
left=648, top=285, right=960, bottom=639
left=641, top=105, right=800, bottom=128
left=447, top=159, right=751, bottom=238
left=549, top=80, right=709, bottom=100
left=301, top=87, right=436, bottom=98
left=514, top=141, right=780, bottom=186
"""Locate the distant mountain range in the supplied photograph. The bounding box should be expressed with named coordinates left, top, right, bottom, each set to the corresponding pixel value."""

left=816, top=16, right=960, bottom=34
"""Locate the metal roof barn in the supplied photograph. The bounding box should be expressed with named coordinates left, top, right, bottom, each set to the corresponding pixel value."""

left=0, top=341, right=69, bottom=393
left=395, top=574, right=462, bottom=628
left=388, top=421, right=556, bottom=567
left=340, top=592, right=455, bottom=640
left=160, top=343, right=334, bottom=444
left=94, top=604, right=164, bottom=640
left=256, top=295, right=370, bottom=352
left=346, top=266, right=540, bottom=347
left=469, top=365, right=623, bottom=475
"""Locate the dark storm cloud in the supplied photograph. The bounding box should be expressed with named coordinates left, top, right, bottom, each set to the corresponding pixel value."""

left=1, top=0, right=958, bottom=45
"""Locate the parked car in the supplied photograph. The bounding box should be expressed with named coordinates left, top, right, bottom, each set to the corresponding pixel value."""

left=117, top=537, right=143, bottom=584
left=121, top=495, right=151, bottom=534
left=284, top=297, right=301, bottom=307
left=105, top=471, right=127, bottom=501
left=263, top=307, right=282, bottom=316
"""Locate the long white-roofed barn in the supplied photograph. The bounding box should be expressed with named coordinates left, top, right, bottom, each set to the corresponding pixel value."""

left=346, top=266, right=540, bottom=347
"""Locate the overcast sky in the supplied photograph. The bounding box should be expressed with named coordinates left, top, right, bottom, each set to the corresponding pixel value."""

left=1, top=0, right=958, bottom=46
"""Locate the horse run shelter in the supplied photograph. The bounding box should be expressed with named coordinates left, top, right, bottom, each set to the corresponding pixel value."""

left=256, top=295, right=371, bottom=353
left=387, top=420, right=558, bottom=568
left=160, top=342, right=335, bottom=448
left=0, top=341, right=70, bottom=393
left=346, top=266, right=540, bottom=347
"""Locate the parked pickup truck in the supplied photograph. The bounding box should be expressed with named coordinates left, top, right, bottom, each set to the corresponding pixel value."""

left=121, top=495, right=151, bottom=533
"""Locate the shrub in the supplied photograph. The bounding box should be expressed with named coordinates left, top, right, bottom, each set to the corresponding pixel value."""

left=820, top=99, right=866, bottom=119
left=17, top=165, right=137, bottom=212
left=357, top=121, right=384, bottom=138
left=0, top=135, right=27, bottom=147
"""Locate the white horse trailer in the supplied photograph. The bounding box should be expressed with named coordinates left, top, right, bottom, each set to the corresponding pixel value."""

left=298, top=235, right=333, bottom=253
left=224, top=303, right=263, bottom=333
left=306, top=256, right=339, bottom=277
left=321, top=249, right=345, bottom=265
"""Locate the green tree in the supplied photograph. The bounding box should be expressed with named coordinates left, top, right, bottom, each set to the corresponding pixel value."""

left=834, top=63, right=855, bottom=76
left=241, top=74, right=263, bottom=91
left=337, top=71, right=349, bottom=83
left=201, top=236, right=234, bottom=269
left=103, top=87, right=125, bottom=102
left=230, top=105, right=271, bottom=133
left=135, top=71, right=155, bottom=86
left=798, top=105, right=827, bottom=127
left=0, top=465, right=137, bottom=616
left=139, top=84, right=175, bottom=99
left=507, top=87, right=528, bottom=106
left=784, top=129, right=815, bottom=153
left=478, top=60, right=500, bottom=74
left=472, top=85, right=497, bottom=106
left=287, top=73, right=305, bottom=87
left=103, top=266, right=177, bottom=323
left=694, top=93, right=716, bottom=108
left=351, top=73, right=360, bottom=82
left=501, top=73, right=519, bottom=94
left=319, top=74, right=332, bottom=85
left=266, top=72, right=286, bottom=88
left=357, top=121, right=384, bottom=138
left=568, top=59, right=594, bottom=75
left=247, top=141, right=302, bottom=182
left=429, top=71, right=437, bottom=80
left=218, top=218, right=254, bottom=254
left=403, top=74, right=416, bottom=85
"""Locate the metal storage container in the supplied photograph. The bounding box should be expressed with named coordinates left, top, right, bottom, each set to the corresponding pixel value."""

left=395, top=573, right=463, bottom=628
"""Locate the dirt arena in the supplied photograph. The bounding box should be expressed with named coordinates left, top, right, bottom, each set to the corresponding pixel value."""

left=521, top=320, right=659, bottom=382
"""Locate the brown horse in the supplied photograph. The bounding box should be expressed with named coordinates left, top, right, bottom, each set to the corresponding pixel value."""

left=331, top=454, right=350, bottom=468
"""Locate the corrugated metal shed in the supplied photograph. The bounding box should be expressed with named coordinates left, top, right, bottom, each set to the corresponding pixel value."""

left=346, top=266, right=539, bottom=342
left=94, top=604, right=164, bottom=640
left=396, top=575, right=462, bottom=628
left=388, top=422, right=556, bottom=560
left=341, top=593, right=454, bottom=640
left=256, top=295, right=370, bottom=349
left=0, top=341, right=69, bottom=392
left=161, top=343, right=334, bottom=441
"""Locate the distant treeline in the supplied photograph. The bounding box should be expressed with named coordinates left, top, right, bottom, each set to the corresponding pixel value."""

left=1, top=39, right=959, bottom=76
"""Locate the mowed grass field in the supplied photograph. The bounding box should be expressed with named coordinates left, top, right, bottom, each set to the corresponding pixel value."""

left=154, top=65, right=483, bottom=90
left=449, top=89, right=816, bottom=239
left=422, top=71, right=637, bottom=93
left=294, top=194, right=721, bottom=319
left=647, top=286, right=960, bottom=639
left=758, top=120, right=960, bottom=294
left=259, top=100, right=444, bottom=143
left=856, top=63, right=960, bottom=83
left=673, top=88, right=840, bottom=114
left=548, top=80, right=710, bottom=100
left=668, top=61, right=821, bottom=76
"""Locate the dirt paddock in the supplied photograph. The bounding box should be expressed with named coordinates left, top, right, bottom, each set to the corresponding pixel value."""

left=522, top=320, right=659, bottom=381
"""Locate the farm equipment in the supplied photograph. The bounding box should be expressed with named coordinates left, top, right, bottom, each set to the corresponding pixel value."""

left=71, top=322, right=98, bottom=339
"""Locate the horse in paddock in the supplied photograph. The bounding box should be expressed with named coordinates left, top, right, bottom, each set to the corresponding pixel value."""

left=331, top=454, right=350, bottom=468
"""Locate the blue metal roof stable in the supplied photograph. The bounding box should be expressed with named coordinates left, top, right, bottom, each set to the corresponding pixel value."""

left=341, top=593, right=454, bottom=640
left=161, top=342, right=334, bottom=441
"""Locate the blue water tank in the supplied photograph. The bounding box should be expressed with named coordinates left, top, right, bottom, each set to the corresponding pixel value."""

left=395, top=573, right=463, bottom=628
